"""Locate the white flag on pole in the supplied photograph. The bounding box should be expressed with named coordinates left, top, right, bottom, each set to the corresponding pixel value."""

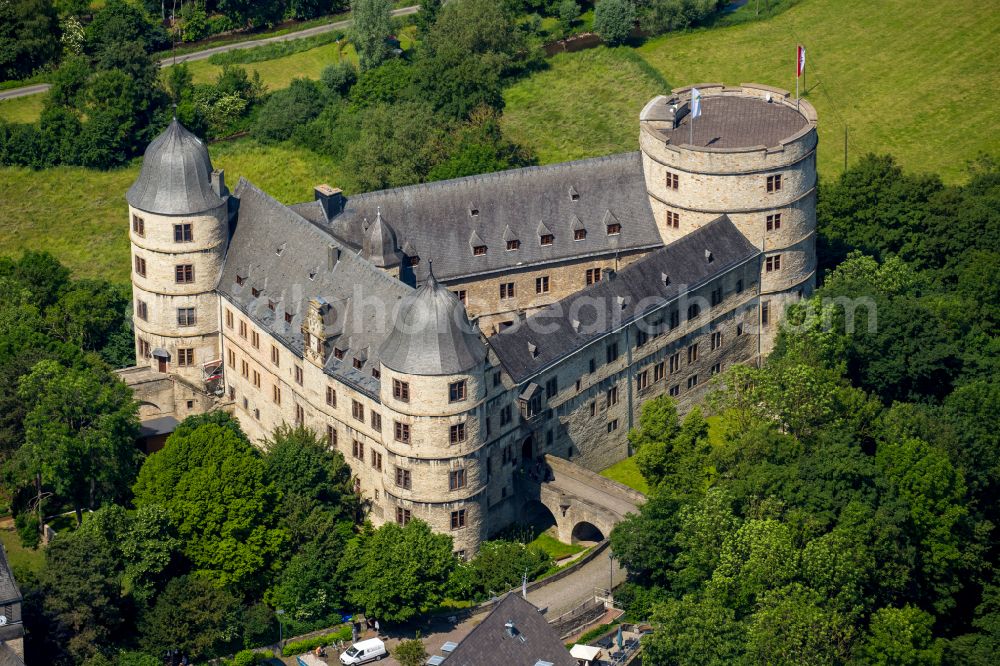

left=690, top=88, right=702, bottom=118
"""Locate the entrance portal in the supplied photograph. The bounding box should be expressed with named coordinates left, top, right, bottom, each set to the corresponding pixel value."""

left=521, top=436, right=534, bottom=461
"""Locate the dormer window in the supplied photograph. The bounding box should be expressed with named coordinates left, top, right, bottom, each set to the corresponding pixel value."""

left=275, top=243, right=285, bottom=256
left=308, top=270, right=316, bottom=280
left=353, top=358, right=363, bottom=370
left=334, top=348, right=344, bottom=360
left=236, top=275, right=245, bottom=286
left=540, top=234, right=554, bottom=246
left=473, top=245, right=487, bottom=256
left=469, top=204, right=479, bottom=216
left=662, top=272, right=671, bottom=286
left=574, top=229, right=586, bottom=241
left=251, top=287, right=261, bottom=298
left=569, top=186, right=580, bottom=201
left=506, top=239, right=520, bottom=251
left=268, top=300, right=276, bottom=311
left=607, top=223, right=621, bottom=235
left=284, top=312, right=293, bottom=323
left=408, top=255, right=420, bottom=267
left=705, top=250, right=714, bottom=263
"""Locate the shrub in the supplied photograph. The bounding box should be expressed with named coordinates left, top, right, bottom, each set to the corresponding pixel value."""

left=253, top=78, right=329, bottom=143
left=229, top=650, right=255, bottom=666
left=594, top=0, right=636, bottom=46
left=15, top=512, right=40, bottom=549
left=321, top=61, right=358, bottom=97
left=281, top=626, right=352, bottom=656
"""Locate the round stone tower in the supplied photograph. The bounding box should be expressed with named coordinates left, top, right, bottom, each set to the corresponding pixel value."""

left=378, top=270, right=489, bottom=555
left=639, top=83, right=818, bottom=352
left=126, top=118, right=229, bottom=384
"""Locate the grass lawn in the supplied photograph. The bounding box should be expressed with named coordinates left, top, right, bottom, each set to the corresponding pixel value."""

left=600, top=456, right=649, bottom=495
left=0, top=93, right=46, bottom=124
left=530, top=530, right=586, bottom=560
left=504, top=0, right=1000, bottom=184
left=0, top=522, right=44, bottom=578
left=0, top=139, right=344, bottom=281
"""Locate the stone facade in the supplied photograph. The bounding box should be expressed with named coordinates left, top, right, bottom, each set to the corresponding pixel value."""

left=126, top=86, right=817, bottom=554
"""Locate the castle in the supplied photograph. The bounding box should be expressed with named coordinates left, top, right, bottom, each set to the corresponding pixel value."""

left=125, top=83, right=817, bottom=554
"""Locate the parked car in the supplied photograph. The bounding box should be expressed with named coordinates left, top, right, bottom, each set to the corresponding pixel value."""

left=339, top=637, right=387, bottom=664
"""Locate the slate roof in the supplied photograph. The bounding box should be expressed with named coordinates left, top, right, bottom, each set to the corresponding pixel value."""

left=221, top=179, right=411, bottom=398
left=0, top=545, right=21, bottom=606
left=138, top=415, right=179, bottom=438
left=0, top=644, right=23, bottom=666
left=290, top=152, right=663, bottom=283
left=660, top=95, right=808, bottom=149
left=488, top=216, right=760, bottom=383
left=379, top=270, right=487, bottom=376
left=126, top=118, right=225, bottom=215
left=443, top=594, right=575, bottom=666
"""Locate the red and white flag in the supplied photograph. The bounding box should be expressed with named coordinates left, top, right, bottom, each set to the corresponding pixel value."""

left=797, top=45, right=806, bottom=78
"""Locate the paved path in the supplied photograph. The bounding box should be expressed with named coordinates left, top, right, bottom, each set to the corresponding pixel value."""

left=0, top=5, right=419, bottom=102
left=528, top=545, right=626, bottom=618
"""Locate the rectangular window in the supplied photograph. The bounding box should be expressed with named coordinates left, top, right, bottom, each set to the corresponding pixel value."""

left=352, top=440, right=364, bottom=460
left=590, top=401, right=596, bottom=417
left=450, top=422, right=467, bottom=444
left=334, top=347, right=344, bottom=360
left=241, top=359, right=249, bottom=378
left=669, top=310, right=680, bottom=329
left=449, top=469, right=466, bottom=491
left=371, top=450, right=383, bottom=471
left=666, top=172, right=679, bottom=189
left=711, top=362, right=722, bottom=376
left=636, top=370, right=649, bottom=390
left=451, top=509, right=466, bottom=529
left=395, top=507, right=411, bottom=525
left=607, top=222, right=621, bottom=235
left=688, top=343, right=699, bottom=363
left=710, top=287, right=723, bottom=306
left=736, top=278, right=744, bottom=293
left=327, top=425, right=337, bottom=447
left=449, top=380, right=467, bottom=403
left=408, top=255, right=420, bottom=267
left=607, top=419, right=619, bottom=433
left=136, top=300, right=148, bottom=321
left=585, top=268, right=602, bottom=285
left=606, top=386, right=619, bottom=407
left=371, top=412, right=381, bottom=432
left=545, top=376, right=558, bottom=399
left=767, top=174, right=783, bottom=193
left=138, top=337, right=151, bottom=358
left=352, top=400, right=364, bottom=422
left=606, top=342, right=619, bottom=363
left=506, top=239, right=520, bottom=251
left=326, top=386, right=337, bottom=407
left=500, top=282, right=515, bottom=299
left=134, top=255, right=146, bottom=277
left=666, top=211, right=680, bottom=228
left=175, top=307, right=196, bottom=327
left=654, top=361, right=665, bottom=381
left=285, top=312, right=293, bottom=324
left=294, top=365, right=303, bottom=386
left=394, top=421, right=411, bottom=443
left=589, top=358, right=596, bottom=373
left=687, top=374, right=699, bottom=389
left=238, top=320, right=247, bottom=339
left=500, top=404, right=512, bottom=426
left=762, top=301, right=770, bottom=326
left=271, top=345, right=280, bottom=366
left=132, top=214, right=145, bottom=236
left=669, top=352, right=681, bottom=373
left=225, top=309, right=233, bottom=328
left=473, top=245, right=487, bottom=256
left=687, top=303, right=701, bottom=320
left=227, top=349, right=235, bottom=368
left=173, top=223, right=193, bottom=242
left=535, top=276, right=550, bottom=294
left=273, top=385, right=281, bottom=404
left=711, top=331, right=722, bottom=350
left=737, top=323, right=745, bottom=336
left=669, top=384, right=680, bottom=397
left=252, top=370, right=260, bottom=388
left=175, top=264, right=194, bottom=284
left=540, top=233, right=554, bottom=246
left=766, top=213, right=782, bottom=231
left=455, top=290, right=467, bottom=305
left=177, top=348, right=194, bottom=366
left=766, top=255, right=782, bottom=272
left=573, top=228, right=587, bottom=242
left=295, top=404, right=304, bottom=425
left=636, top=329, right=648, bottom=347
left=395, top=468, right=411, bottom=489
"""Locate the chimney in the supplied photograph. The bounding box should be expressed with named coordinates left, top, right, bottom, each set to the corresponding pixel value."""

left=327, top=244, right=340, bottom=271
left=315, top=184, right=345, bottom=220
left=602, top=267, right=616, bottom=281
left=211, top=169, right=226, bottom=197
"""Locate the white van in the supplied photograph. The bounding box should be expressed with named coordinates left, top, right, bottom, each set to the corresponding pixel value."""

left=339, top=637, right=387, bottom=664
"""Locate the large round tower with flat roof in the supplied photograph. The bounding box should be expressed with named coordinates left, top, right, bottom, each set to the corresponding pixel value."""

left=378, top=269, right=489, bottom=555
left=127, top=118, right=230, bottom=384
left=639, top=83, right=818, bottom=352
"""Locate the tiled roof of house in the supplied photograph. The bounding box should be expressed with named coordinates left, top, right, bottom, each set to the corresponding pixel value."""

left=290, top=152, right=663, bottom=283
left=488, top=216, right=760, bottom=383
